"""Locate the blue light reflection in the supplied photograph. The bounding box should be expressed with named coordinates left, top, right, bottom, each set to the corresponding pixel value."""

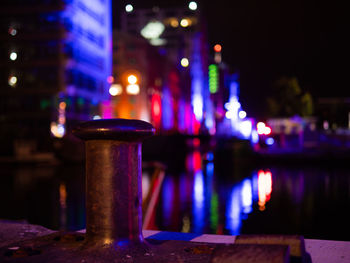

left=226, top=179, right=253, bottom=235
left=193, top=170, right=204, bottom=233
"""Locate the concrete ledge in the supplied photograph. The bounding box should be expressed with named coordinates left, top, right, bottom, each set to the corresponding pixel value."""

left=143, top=230, right=350, bottom=263
left=1, top=221, right=349, bottom=263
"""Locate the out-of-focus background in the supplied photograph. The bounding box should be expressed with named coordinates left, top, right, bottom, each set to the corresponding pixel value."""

left=0, top=0, right=349, bottom=241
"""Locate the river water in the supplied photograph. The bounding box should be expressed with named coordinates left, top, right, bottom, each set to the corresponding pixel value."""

left=1, top=150, right=349, bottom=241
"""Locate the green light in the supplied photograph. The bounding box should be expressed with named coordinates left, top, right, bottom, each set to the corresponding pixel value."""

left=77, top=97, right=85, bottom=106
left=40, top=99, right=50, bottom=110
left=209, top=64, right=218, bottom=94
left=210, top=193, right=219, bottom=231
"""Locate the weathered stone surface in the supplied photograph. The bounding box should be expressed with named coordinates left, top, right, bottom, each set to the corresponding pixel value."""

left=0, top=220, right=53, bottom=248
left=211, top=244, right=290, bottom=263
left=235, top=234, right=305, bottom=257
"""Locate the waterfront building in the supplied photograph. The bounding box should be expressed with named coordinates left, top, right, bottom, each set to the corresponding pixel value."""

left=106, top=30, right=182, bottom=133
left=0, top=0, right=112, bottom=157
left=120, top=2, right=210, bottom=134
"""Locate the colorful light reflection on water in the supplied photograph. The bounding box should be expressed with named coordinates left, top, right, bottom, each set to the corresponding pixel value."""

left=158, top=149, right=276, bottom=235
left=1, top=149, right=349, bottom=241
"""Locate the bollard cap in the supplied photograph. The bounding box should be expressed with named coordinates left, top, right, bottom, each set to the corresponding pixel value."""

left=72, top=119, right=155, bottom=141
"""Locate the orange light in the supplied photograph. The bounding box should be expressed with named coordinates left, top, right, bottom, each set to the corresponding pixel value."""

left=214, top=44, right=222, bottom=52
left=127, top=74, right=138, bottom=85
left=59, top=102, right=66, bottom=110
left=258, top=170, right=273, bottom=211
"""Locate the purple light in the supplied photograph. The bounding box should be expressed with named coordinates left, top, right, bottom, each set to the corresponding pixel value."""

left=266, top=137, right=274, bottom=145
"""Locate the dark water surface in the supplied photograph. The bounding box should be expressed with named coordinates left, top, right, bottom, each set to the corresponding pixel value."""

left=1, top=152, right=349, bottom=241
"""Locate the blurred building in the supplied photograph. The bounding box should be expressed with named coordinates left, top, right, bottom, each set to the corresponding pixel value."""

left=0, top=0, right=112, bottom=157
left=105, top=30, right=184, bottom=133
left=120, top=2, right=210, bottom=134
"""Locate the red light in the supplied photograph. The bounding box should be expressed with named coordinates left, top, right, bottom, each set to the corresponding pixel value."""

left=151, top=93, right=161, bottom=128
left=214, top=44, right=222, bottom=52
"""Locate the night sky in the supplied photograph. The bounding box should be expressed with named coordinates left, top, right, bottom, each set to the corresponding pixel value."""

left=113, top=0, right=348, bottom=117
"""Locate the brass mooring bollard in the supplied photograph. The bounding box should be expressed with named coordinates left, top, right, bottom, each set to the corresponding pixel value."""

left=72, top=119, right=155, bottom=246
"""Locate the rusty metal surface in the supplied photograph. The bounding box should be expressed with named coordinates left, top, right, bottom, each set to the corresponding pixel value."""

left=84, top=140, right=143, bottom=245
left=73, top=119, right=154, bottom=247
left=72, top=119, right=155, bottom=141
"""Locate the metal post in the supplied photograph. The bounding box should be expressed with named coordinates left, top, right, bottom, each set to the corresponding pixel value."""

left=72, top=119, right=155, bottom=246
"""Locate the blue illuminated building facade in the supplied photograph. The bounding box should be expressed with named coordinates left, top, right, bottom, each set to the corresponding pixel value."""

left=0, top=0, right=112, bottom=156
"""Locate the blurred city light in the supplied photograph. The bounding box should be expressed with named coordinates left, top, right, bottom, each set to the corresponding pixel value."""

left=264, top=126, right=272, bottom=135
left=125, top=4, right=133, bottom=12
left=109, top=84, right=122, bottom=96
left=251, top=130, right=259, bottom=144
left=181, top=58, right=189, bottom=67
left=59, top=102, right=66, bottom=110
left=266, top=137, right=274, bottom=145
left=241, top=179, right=253, bottom=214
left=258, top=170, right=273, bottom=211
left=257, top=122, right=272, bottom=135
left=169, top=18, right=179, bottom=27
left=214, top=44, right=222, bottom=52
left=141, top=21, right=165, bottom=40
left=10, top=52, right=17, bottom=61
left=188, top=1, right=198, bottom=10
left=208, top=64, right=218, bottom=93
left=149, top=38, right=167, bottom=46
left=238, top=110, right=247, bottom=119
left=8, top=27, right=17, bottom=36
left=93, top=115, right=101, bottom=120
left=126, top=84, right=140, bottom=95
left=8, top=76, right=17, bottom=86
left=180, top=18, right=190, bottom=27
left=107, top=75, right=114, bottom=84
left=225, top=111, right=233, bottom=119
left=127, top=74, right=138, bottom=84
left=239, top=119, right=252, bottom=139
left=50, top=122, right=65, bottom=138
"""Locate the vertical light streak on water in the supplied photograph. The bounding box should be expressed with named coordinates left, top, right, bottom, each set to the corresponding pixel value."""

left=193, top=170, right=205, bottom=233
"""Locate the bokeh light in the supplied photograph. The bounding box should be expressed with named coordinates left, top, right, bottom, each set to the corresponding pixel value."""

left=125, top=4, right=133, bottom=12
left=10, top=52, right=17, bottom=61
left=181, top=58, right=189, bottom=67
left=127, top=74, right=138, bottom=84
left=109, top=84, right=123, bottom=96
left=188, top=1, right=198, bottom=10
